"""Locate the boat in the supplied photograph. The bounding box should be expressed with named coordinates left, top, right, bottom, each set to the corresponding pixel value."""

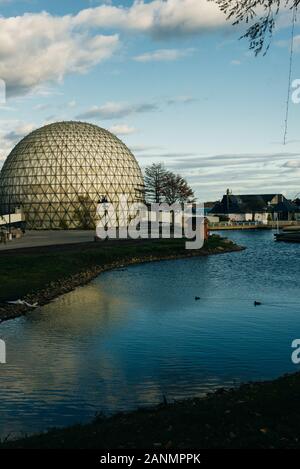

left=275, top=232, right=300, bottom=242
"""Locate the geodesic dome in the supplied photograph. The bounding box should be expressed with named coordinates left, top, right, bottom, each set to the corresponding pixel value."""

left=0, top=121, right=144, bottom=229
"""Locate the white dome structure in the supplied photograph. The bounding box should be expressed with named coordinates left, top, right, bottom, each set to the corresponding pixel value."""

left=0, top=121, right=144, bottom=229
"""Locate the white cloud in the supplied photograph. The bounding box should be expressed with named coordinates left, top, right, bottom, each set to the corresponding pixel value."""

left=166, top=95, right=196, bottom=105
left=0, top=1, right=227, bottom=97
left=109, top=124, right=137, bottom=135
left=2, top=123, right=36, bottom=145
left=34, top=103, right=49, bottom=111
left=276, top=34, right=300, bottom=52
left=133, top=48, right=195, bottom=62
left=74, top=0, right=227, bottom=37
left=0, top=12, right=119, bottom=97
left=130, top=144, right=163, bottom=153
left=76, top=94, right=195, bottom=120
left=0, top=121, right=36, bottom=164
left=288, top=35, right=300, bottom=52
left=231, top=59, right=241, bottom=65
left=283, top=160, right=300, bottom=168
left=68, top=100, right=77, bottom=108
left=76, top=101, right=159, bottom=120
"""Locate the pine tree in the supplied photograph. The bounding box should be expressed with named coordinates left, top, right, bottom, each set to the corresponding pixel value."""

left=144, top=163, right=168, bottom=203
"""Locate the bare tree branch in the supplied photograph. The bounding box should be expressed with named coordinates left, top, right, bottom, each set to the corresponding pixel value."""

left=144, top=163, right=195, bottom=204
left=212, top=0, right=300, bottom=54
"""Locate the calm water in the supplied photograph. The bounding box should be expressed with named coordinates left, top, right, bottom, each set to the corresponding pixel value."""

left=1, top=230, right=300, bottom=438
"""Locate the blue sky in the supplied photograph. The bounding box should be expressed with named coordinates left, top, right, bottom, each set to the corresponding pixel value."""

left=0, top=0, right=300, bottom=201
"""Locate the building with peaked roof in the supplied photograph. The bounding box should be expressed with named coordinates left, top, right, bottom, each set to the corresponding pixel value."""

left=210, top=190, right=300, bottom=223
left=0, top=121, right=144, bottom=229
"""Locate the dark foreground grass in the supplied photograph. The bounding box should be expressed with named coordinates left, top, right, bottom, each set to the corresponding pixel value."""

left=0, top=235, right=237, bottom=303
left=2, top=372, right=300, bottom=449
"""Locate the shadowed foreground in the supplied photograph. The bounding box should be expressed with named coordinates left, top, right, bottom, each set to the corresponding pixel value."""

left=2, top=372, right=300, bottom=449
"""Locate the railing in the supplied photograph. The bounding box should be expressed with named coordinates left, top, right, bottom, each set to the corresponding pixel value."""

left=209, top=221, right=264, bottom=227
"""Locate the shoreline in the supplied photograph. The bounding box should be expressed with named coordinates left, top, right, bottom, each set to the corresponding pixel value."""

left=0, top=236, right=244, bottom=323
left=2, top=371, right=300, bottom=449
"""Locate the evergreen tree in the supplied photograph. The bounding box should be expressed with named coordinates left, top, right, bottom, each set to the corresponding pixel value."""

left=144, top=163, right=168, bottom=203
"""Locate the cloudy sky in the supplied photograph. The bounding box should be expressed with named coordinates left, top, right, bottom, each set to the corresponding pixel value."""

left=0, top=0, right=300, bottom=201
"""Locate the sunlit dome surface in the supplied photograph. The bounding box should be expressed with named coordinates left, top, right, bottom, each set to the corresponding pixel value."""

left=0, top=121, right=144, bottom=229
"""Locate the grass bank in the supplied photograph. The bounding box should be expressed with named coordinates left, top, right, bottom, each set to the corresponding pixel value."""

left=2, top=371, right=300, bottom=449
left=0, top=235, right=243, bottom=321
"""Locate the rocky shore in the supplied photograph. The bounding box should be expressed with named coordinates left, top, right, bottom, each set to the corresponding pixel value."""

left=0, top=236, right=244, bottom=322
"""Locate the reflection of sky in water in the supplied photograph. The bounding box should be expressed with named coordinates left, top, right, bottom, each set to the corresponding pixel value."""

left=1, top=230, right=300, bottom=438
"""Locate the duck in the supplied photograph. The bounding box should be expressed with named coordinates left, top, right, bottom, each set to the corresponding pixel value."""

left=254, top=301, right=262, bottom=306
left=195, top=296, right=201, bottom=301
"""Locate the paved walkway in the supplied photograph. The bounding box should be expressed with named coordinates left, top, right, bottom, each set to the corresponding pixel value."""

left=0, top=230, right=95, bottom=251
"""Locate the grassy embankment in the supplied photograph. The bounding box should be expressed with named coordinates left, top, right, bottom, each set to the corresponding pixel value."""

left=2, top=371, right=300, bottom=449
left=0, top=235, right=242, bottom=317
